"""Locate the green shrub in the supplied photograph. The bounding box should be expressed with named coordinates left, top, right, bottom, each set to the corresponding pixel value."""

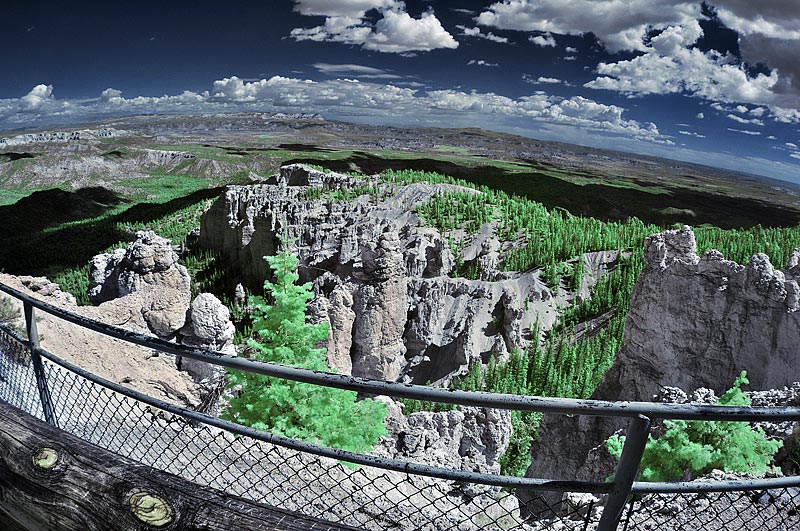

left=607, top=371, right=783, bottom=482
left=0, top=296, right=21, bottom=333
left=221, top=251, right=387, bottom=453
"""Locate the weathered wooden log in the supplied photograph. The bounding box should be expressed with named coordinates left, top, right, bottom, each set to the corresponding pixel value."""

left=0, top=400, right=361, bottom=531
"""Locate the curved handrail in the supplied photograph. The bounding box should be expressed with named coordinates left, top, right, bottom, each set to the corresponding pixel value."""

left=34, top=344, right=611, bottom=493
left=4, top=281, right=800, bottom=422
left=633, top=475, right=800, bottom=493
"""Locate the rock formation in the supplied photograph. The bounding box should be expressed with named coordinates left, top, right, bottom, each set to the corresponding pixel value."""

left=0, top=273, right=201, bottom=407
left=88, top=230, right=191, bottom=337
left=605, top=225, right=800, bottom=400
left=351, top=230, right=407, bottom=381
left=376, top=402, right=512, bottom=495
left=87, top=231, right=236, bottom=388
left=197, top=164, right=595, bottom=384
left=178, top=293, right=237, bottom=390
left=525, top=226, right=800, bottom=498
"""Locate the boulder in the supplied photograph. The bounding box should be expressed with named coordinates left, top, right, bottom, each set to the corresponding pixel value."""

left=87, top=230, right=191, bottom=337
left=177, top=293, right=236, bottom=392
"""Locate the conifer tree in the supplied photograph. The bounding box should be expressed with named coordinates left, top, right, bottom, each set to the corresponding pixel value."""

left=607, top=372, right=782, bottom=482
left=222, top=251, right=387, bottom=453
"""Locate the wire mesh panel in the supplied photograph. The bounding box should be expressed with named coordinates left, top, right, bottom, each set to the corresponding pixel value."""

left=36, top=357, right=603, bottom=531
left=622, top=488, right=800, bottom=531
left=0, top=326, right=44, bottom=420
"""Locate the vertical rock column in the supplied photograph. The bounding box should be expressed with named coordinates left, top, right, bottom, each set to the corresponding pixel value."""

left=351, top=230, right=408, bottom=381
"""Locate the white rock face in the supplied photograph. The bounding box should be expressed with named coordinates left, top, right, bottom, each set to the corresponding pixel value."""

left=605, top=225, right=800, bottom=400
left=198, top=165, right=575, bottom=384
left=525, top=226, right=800, bottom=498
left=178, top=293, right=236, bottom=389
left=376, top=404, right=513, bottom=495
left=317, top=285, right=356, bottom=375
left=181, top=293, right=236, bottom=351
left=86, top=231, right=236, bottom=392
left=351, top=230, right=407, bottom=381
left=88, top=230, right=191, bottom=337
left=89, top=231, right=236, bottom=354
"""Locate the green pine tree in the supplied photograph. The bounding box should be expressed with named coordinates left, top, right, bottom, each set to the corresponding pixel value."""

left=607, top=371, right=782, bottom=482
left=222, top=251, right=387, bottom=453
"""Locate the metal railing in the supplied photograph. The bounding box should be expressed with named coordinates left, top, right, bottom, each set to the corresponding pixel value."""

left=1, top=280, right=799, bottom=531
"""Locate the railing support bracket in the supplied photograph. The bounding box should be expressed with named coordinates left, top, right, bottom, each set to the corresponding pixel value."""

left=597, top=415, right=651, bottom=531
left=23, top=302, right=57, bottom=427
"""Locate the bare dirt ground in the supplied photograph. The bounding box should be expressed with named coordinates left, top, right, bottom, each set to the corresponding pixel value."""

left=0, top=273, right=200, bottom=406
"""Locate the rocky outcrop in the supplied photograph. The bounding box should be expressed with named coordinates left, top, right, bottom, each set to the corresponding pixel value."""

left=351, top=230, right=407, bottom=381
left=0, top=273, right=201, bottom=407
left=88, top=230, right=191, bottom=337
left=376, top=403, right=512, bottom=495
left=315, top=284, right=356, bottom=375
left=605, top=225, right=800, bottom=400
left=178, top=293, right=236, bottom=389
left=525, top=226, right=800, bottom=497
left=15, top=276, right=78, bottom=307
left=198, top=165, right=575, bottom=384
left=86, top=232, right=236, bottom=391
left=0, top=128, right=125, bottom=148
left=404, top=273, right=557, bottom=385
left=267, top=163, right=346, bottom=187
left=179, top=293, right=236, bottom=355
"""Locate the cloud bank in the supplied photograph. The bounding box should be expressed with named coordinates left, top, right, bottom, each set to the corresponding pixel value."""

left=289, top=0, right=458, bottom=53
left=477, top=1, right=800, bottom=115
left=0, top=77, right=665, bottom=148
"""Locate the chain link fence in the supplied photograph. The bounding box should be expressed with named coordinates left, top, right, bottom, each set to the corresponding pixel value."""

left=622, top=488, right=800, bottom=531
left=0, top=322, right=604, bottom=531
left=1, top=283, right=800, bottom=531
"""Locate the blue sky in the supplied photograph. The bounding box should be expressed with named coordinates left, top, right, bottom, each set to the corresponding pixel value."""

left=2, top=1, right=799, bottom=182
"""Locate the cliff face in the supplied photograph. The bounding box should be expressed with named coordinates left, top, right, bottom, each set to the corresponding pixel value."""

left=606, top=225, right=800, bottom=401
left=198, top=164, right=591, bottom=384
left=525, top=226, right=800, bottom=489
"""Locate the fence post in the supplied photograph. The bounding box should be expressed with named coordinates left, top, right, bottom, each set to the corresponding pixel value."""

left=24, top=302, right=57, bottom=426
left=596, top=414, right=650, bottom=531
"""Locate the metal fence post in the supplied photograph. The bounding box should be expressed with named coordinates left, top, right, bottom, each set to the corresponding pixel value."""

left=596, top=414, right=651, bottom=531
left=24, top=302, right=57, bottom=426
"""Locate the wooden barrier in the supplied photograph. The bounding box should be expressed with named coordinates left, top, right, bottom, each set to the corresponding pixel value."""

left=0, top=401, right=359, bottom=531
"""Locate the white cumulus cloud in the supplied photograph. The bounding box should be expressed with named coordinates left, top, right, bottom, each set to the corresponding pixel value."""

left=290, top=2, right=457, bottom=53
left=20, top=84, right=54, bottom=109
left=364, top=10, right=458, bottom=53
left=726, top=114, right=764, bottom=126
left=529, top=32, right=556, bottom=47
left=100, top=88, right=123, bottom=101
left=477, top=1, right=800, bottom=113
left=523, top=74, right=563, bottom=84
left=711, top=0, right=800, bottom=40
left=477, top=0, right=701, bottom=52
left=468, top=60, right=499, bottom=67
left=457, top=25, right=509, bottom=43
